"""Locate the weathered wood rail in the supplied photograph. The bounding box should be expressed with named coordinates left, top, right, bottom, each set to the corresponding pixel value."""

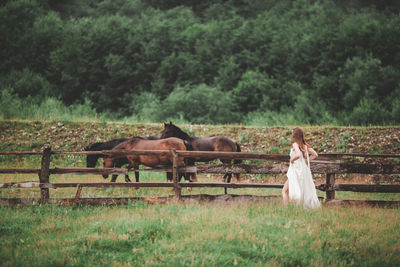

left=0, top=147, right=399, bottom=206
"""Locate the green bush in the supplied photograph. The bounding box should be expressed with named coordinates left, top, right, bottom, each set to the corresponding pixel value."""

left=244, top=110, right=297, bottom=126
left=293, top=91, right=332, bottom=125
left=0, top=89, right=98, bottom=122
left=232, top=71, right=277, bottom=113
left=126, top=92, right=163, bottom=123
left=0, top=88, right=25, bottom=119
left=161, top=84, right=239, bottom=124
left=0, top=68, right=53, bottom=100
left=345, top=97, right=391, bottom=126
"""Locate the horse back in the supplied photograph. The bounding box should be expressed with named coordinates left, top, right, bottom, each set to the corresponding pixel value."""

left=125, top=137, right=186, bottom=167
left=131, top=137, right=186, bottom=151
left=193, top=136, right=238, bottom=152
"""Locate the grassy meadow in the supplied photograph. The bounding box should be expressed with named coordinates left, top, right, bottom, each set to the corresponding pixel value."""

left=1, top=120, right=400, bottom=266
left=0, top=202, right=399, bottom=266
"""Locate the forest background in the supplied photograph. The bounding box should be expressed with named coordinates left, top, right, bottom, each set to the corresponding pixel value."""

left=1, top=0, right=400, bottom=125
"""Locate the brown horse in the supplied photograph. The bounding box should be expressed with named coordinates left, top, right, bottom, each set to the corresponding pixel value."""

left=160, top=122, right=242, bottom=183
left=84, top=136, right=160, bottom=182
left=103, top=137, right=188, bottom=182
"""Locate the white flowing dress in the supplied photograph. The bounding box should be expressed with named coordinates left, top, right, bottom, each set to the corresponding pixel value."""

left=286, top=146, right=320, bottom=209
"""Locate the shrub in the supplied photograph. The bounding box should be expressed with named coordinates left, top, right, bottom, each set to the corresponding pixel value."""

left=0, top=68, right=53, bottom=100
left=345, top=97, right=391, bottom=125
left=244, top=110, right=297, bottom=126
left=127, top=92, right=163, bottom=122
left=0, top=89, right=98, bottom=122
left=161, top=84, right=239, bottom=124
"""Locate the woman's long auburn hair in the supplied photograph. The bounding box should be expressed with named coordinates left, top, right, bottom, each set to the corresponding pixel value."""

left=292, top=127, right=309, bottom=159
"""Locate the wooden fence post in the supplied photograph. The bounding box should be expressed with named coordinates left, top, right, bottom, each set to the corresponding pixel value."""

left=170, top=149, right=181, bottom=200
left=39, top=145, right=51, bottom=203
left=326, top=173, right=336, bottom=201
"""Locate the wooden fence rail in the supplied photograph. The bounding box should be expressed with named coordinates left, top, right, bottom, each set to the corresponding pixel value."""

left=2, top=181, right=399, bottom=192
left=0, top=147, right=399, bottom=205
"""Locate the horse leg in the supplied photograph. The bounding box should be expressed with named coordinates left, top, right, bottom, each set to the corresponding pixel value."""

left=223, top=172, right=232, bottom=195
left=191, top=172, right=197, bottom=182
left=111, top=174, right=118, bottom=182
left=166, top=172, right=173, bottom=182
left=179, top=172, right=192, bottom=192
left=184, top=172, right=192, bottom=182
left=234, top=173, right=241, bottom=182
left=222, top=172, right=231, bottom=182
left=186, top=157, right=197, bottom=182
left=221, top=159, right=232, bottom=183
left=114, top=160, right=131, bottom=183
left=178, top=172, right=190, bottom=182
left=227, top=173, right=232, bottom=184
left=127, top=158, right=139, bottom=189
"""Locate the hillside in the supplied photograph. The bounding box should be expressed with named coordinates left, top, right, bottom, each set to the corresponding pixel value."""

left=1, top=120, right=399, bottom=155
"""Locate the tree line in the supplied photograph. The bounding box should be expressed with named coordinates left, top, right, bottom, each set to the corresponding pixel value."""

left=1, top=0, right=400, bottom=125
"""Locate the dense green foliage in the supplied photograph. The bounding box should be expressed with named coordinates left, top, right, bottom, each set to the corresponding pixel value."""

left=1, top=0, right=400, bottom=125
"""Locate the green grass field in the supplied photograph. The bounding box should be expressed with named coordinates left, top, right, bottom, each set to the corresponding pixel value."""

left=1, top=202, right=399, bottom=266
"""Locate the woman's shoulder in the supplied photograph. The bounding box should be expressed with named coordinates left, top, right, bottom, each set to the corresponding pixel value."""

left=292, top=142, right=299, bottom=148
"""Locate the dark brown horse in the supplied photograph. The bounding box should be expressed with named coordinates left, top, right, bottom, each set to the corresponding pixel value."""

left=160, top=122, right=242, bottom=183
left=103, top=137, right=189, bottom=182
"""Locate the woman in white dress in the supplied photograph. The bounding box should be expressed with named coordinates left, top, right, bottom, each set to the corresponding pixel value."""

left=282, top=127, right=320, bottom=208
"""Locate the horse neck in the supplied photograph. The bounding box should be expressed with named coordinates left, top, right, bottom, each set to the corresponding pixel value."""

left=174, top=130, right=191, bottom=141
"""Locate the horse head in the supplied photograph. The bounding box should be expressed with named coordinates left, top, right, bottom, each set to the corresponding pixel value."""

left=102, top=156, right=114, bottom=179
left=84, top=144, right=99, bottom=168
left=86, top=154, right=99, bottom=168
left=161, top=122, right=190, bottom=140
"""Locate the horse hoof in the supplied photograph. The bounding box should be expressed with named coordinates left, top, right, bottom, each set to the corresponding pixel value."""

left=187, top=187, right=192, bottom=192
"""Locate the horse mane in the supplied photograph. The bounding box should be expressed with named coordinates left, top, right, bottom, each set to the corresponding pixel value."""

left=146, top=135, right=160, bottom=140
left=126, top=136, right=145, bottom=145
left=166, top=122, right=191, bottom=140
left=84, top=138, right=129, bottom=151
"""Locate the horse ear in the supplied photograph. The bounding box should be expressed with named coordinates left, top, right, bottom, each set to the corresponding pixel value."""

left=169, top=121, right=172, bottom=125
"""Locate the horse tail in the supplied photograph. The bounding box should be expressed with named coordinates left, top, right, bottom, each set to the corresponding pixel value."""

left=233, top=143, right=242, bottom=164
left=183, top=140, right=195, bottom=166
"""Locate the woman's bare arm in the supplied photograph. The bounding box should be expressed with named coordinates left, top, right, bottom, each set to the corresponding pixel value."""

left=290, top=143, right=302, bottom=163
left=308, top=147, right=318, bottom=161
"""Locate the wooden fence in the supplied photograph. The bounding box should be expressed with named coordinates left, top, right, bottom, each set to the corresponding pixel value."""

left=0, top=146, right=399, bottom=205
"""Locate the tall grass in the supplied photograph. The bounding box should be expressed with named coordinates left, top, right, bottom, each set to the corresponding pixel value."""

left=0, top=202, right=399, bottom=266
left=0, top=89, right=100, bottom=122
